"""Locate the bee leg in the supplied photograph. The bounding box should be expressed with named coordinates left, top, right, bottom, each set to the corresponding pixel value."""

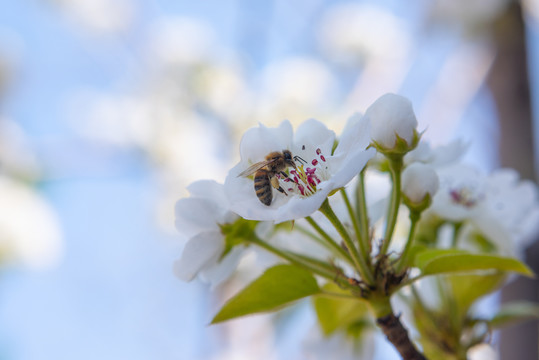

left=271, top=176, right=288, bottom=196
left=279, top=171, right=289, bottom=178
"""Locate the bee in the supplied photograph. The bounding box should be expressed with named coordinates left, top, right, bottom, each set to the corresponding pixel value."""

left=237, top=150, right=304, bottom=206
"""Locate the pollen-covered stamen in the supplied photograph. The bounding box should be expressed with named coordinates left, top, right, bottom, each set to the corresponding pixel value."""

left=274, top=146, right=330, bottom=199
left=315, top=148, right=327, bottom=163
left=287, top=165, right=322, bottom=197
left=449, top=187, right=481, bottom=208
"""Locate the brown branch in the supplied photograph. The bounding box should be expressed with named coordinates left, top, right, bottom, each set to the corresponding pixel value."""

left=377, top=313, right=427, bottom=360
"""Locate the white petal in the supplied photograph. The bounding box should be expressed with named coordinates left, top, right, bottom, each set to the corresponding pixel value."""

left=293, top=118, right=335, bottom=155
left=175, top=197, right=222, bottom=237
left=274, top=186, right=334, bottom=223
left=427, top=140, right=468, bottom=167
left=199, top=246, right=245, bottom=288
left=468, top=344, right=499, bottom=360
left=331, top=147, right=376, bottom=188
left=405, top=140, right=468, bottom=167
left=402, top=163, right=439, bottom=203
left=187, top=179, right=228, bottom=208
left=174, top=231, right=224, bottom=281
left=239, top=120, right=293, bottom=163
left=335, top=112, right=371, bottom=156
left=430, top=164, right=484, bottom=221
left=366, top=93, right=417, bottom=148
left=404, top=141, right=432, bottom=164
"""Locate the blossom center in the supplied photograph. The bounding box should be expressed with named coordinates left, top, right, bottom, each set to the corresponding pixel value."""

left=449, top=187, right=482, bottom=208
left=279, top=147, right=329, bottom=198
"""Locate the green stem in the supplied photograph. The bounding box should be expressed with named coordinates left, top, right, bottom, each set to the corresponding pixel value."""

left=340, top=188, right=369, bottom=260
left=356, top=170, right=371, bottom=258
left=395, top=210, right=420, bottom=273
left=381, top=156, right=403, bottom=255
left=294, top=225, right=334, bottom=253
left=451, top=222, right=463, bottom=248
left=319, top=199, right=375, bottom=285
left=305, top=216, right=354, bottom=265
left=250, top=237, right=336, bottom=281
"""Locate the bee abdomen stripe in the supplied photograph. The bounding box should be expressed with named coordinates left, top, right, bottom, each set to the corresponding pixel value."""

left=259, top=191, right=272, bottom=205
left=254, top=183, right=266, bottom=191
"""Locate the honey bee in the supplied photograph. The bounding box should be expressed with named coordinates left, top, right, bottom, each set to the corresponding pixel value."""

left=238, top=150, right=304, bottom=206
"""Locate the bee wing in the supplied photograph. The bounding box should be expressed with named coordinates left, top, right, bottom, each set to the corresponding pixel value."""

left=237, top=160, right=274, bottom=177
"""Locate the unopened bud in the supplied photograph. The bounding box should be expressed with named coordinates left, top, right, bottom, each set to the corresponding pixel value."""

left=402, top=163, right=439, bottom=211
left=366, top=93, right=419, bottom=155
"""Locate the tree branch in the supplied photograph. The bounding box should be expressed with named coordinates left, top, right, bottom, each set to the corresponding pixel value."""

left=376, top=313, right=427, bottom=360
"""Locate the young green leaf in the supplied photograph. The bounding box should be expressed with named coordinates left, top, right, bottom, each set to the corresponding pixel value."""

left=489, top=301, right=539, bottom=329
left=414, top=250, right=533, bottom=277
left=313, top=283, right=371, bottom=336
left=448, top=273, right=506, bottom=317
left=211, top=264, right=320, bottom=324
left=413, top=248, right=467, bottom=270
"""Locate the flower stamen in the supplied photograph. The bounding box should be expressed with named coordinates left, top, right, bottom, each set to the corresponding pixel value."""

left=449, top=187, right=481, bottom=208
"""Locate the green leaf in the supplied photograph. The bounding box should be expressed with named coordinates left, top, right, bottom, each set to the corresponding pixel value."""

left=414, top=249, right=467, bottom=269
left=414, top=250, right=534, bottom=277
left=211, top=264, right=320, bottom=324
left=447, top=273, right=506, bottom=316
left=489, top=301, right=539, bottom=329
left=313, top=283, right=370, bottom=336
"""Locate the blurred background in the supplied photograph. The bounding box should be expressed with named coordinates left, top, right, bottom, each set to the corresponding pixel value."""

left=0, top=0, right=538, bottom=359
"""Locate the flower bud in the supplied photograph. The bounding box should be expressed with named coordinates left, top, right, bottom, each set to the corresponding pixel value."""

left=366, top=93, right=419, bottom=154
left=402, top=163, right=439, bottom=211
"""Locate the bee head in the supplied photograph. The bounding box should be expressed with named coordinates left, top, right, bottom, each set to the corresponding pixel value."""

left=283, top=150, right=296, bottom=169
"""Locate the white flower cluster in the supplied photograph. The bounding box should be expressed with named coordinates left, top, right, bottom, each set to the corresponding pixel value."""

left=174, top=92, right=539, bottom=285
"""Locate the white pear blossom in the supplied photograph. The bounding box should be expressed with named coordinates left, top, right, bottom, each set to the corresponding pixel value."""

left=0, top=176, right=62, bottom=269
left=404, top=139, right=468, bottom=168
left=467, top=343, right=499, bottom=360
left=225, top=116, right=375, bottom=223
left=365, top=93, right=418, bottom=149
left=174, top=180, right=247, bottom=287
left=402, top=163, right=440, bottom=204
left=428, top=164, right=539, bottom=257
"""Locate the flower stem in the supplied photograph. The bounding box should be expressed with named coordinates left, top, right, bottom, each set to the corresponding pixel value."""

left=305, top=216, right=355, bottom=265
left=451, top=221, right=463, bottom=248
left=381, top=156, right=403, bottom=255
left=340, top=188, right=370, bottom=263
left=250, top=237, right=336, bottom=281
left=356, top=170, right=371, bottom=258
left=319, top=199, right=375, bottom=285
left=395, top=210, right=420, bottom=273
left=294, top=224, right=335, bottom=253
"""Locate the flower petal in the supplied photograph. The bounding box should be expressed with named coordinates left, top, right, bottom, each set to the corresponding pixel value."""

left=293, top=119, right=335, bottom=155
left=175, top=197, right=222, bottom=237
left=239, top=120, right=293, bottom=163
left=187, top=179, right=229, bottom=208
left=174, top=231, right=224, bottom=281
left=199, top=246, right=245, bottom=288
left=366, top=93, right=417, bottom=148
left=330, top=147, right=376, bottom=189
left=335, top=112, right=371, bottom=156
